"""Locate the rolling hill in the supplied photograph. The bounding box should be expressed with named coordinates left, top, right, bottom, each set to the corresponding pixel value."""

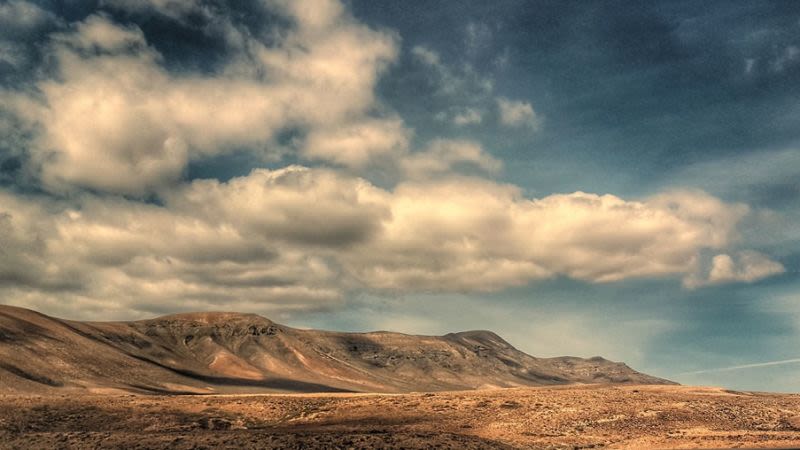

left=0, top=305, right=673, bottom=394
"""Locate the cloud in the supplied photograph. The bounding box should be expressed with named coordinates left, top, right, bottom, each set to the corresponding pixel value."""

left=2, top=1, right=398, bottom=195
left=410, top=42, right=542, bottom=137
left=350, top=186, right=753, bottom=291
left=302, top=117, right=411, bottom=168
left=770, top=45, right=800, bottom=73
left=0, top=168, right=378, bottom=317
left=0, top=168, right=775, bottom=317
left=411, top=45, right=440, bottom=66
left=0, top=192, right=78, bottom=291
left=165, top=166, right=390, bottom=248
left=709, top=252, right=785, bottom=284
left=685, top=251, right=785, bottom=288
left=497, top=97, right=539, bottom=128
left=0, top=187, right=346, bottom=319
left=664, top=148, right=800, bottom=248
left=0, top=0, right=788, bottom=322
left=400, top=139, right=501, bottom=178
left=434, top=107, right=484, bottom=127
left=451, top=108, right=483, bottom=126
left=411, top=45, right=494, bottom=97
left=679, top=357, right=800, bottom=375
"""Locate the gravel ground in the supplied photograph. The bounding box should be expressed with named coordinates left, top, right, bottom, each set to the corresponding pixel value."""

left=1, top=384, right=799, bottom=449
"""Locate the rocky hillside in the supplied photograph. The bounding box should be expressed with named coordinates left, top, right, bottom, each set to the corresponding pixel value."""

left=0, top=305, right=673, bottom=394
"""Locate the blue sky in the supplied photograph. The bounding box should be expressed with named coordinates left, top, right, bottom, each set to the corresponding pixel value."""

left=0, top=0, right=798, bottom=391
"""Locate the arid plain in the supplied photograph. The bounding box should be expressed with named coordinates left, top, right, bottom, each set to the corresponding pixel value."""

left=2, top=306, right=800, bottom=449
left=2, top=385, right=800, bottom=449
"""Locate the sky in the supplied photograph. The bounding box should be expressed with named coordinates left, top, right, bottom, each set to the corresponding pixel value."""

left=0, top=0, right=798, bottom=392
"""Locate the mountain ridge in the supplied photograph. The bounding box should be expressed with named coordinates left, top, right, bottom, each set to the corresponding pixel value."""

left=0, top=304, right=674, bottom=394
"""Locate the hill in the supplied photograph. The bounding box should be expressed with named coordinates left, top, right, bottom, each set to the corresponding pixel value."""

left=0, top=305, right=673, bottom=394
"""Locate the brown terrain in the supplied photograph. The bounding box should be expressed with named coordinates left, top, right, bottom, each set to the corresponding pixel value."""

left=0, top=305, right=669, bottom=394
left=2, top=385, right=800, bottom=449
left=2, top=305, right=800, bottom=449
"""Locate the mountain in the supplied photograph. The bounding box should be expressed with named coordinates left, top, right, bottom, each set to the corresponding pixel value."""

left=0, top=305, right=673, bottom=394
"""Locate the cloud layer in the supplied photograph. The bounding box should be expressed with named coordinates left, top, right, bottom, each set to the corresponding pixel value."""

left=0, top=0, right=787, bottom=319
left=0, top=166, right=781, bottom=317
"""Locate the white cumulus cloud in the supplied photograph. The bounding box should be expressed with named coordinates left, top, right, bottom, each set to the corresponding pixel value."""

left=3, top=1, right=398, bottom=195
left=0, top=167, right=779, bottom=319
left=685, top=251, right=786, bottom=288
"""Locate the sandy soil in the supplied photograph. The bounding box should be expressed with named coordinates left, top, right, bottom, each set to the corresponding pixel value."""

left=1, top=384, right=800, bottom=449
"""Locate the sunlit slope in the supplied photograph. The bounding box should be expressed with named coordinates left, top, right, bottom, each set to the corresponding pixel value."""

left=0, top=305, right=673, bottom=394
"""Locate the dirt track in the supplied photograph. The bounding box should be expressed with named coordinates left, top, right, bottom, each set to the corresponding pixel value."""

left=2, top=384, right=800, bottom=449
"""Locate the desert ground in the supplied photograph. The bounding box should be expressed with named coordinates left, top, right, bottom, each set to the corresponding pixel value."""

left=2, top=384, right=800, bottom=449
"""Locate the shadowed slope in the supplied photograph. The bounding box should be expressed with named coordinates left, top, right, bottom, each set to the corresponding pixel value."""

left=0, top=305, right=673, bottom=394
